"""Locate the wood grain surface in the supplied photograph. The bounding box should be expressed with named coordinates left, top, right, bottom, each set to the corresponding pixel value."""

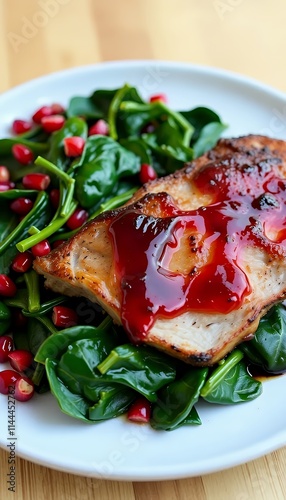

left=1, top=1, right=286, bottom=499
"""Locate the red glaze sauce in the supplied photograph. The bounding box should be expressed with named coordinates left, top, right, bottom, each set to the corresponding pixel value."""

left=107, top=155, right=286, bottom=342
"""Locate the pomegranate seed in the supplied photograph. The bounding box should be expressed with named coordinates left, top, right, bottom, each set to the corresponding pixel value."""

left=22, top=173, right=50, bottom=190
left=52, top=239, right=66, bottom=249
left=0, top=275, right=17, bottom=297
left=10, top=197, right=33, bottom=215
left=51, top=103, right=65, bottom=114
left=0, top=370, right=20, bottom=394
left=14, top=376, right=34, bottom=402
left=0, top=337, right=14, bottom=363
left=149, top=93, right=168, bottom=104
left=41, top=114, right=65, bottom=133
left=52, top=306, right=78, bottom=328
left=12, top=144, right=34, bottom=165
left=49, top=188, right=60, bottom=208
left=11, top=251, right=34, bottom=273
left=66, top=207, right=88, bottom=230
left=0, top=181, right=15, bottom=192
left=13, top=310, right=28, bottom=328
left=12, top=119, right=32, bottom=135
left=127, top=397, right=151, bottom=423
left=8, top=350, right=33, bottom=372
left=31, top=239, right=51, bottom=257
left=0, top=166, right=10, bottom=182
left=32, top=105, right=53, bottom=124
left=63, top=136, right=85, bottom=157
left=88, top=119, right=109, bottom=136
left=139, top=164, right=157, bottom=184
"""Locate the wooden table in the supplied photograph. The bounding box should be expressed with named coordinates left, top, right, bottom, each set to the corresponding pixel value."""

left=1, top=0, right=286, bottom=498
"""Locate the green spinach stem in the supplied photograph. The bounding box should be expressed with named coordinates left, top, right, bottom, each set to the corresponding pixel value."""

left=34, top=156, right=75, bottom=217
left=0, top=191, right=48, bottom=255
left=50, top=188, right=138, bottom=243
left=16, top=200, right=77, bottom=252
left=108, top=84, right=131, bottom=140
left=36, top=315, right=59, bottom=336
left=89, top=187, right=138, bottom=219
left=22, top=296, right=67, bottom=317
left=200, top=349, right=244, bottom=398
left=24, top=270, right=41, bottom=313
left=97, top=350, right=120, bottom=374
left=120, top=101, right=194, bottom=146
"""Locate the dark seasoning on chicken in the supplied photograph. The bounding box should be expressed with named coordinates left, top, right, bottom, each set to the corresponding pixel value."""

left=34, top=135, right=286, bottom=365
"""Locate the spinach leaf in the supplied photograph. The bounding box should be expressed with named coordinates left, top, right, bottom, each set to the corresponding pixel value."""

left=0, top=137, right=48, bottom=157
left=147, top=117, right=188, bottom=150
left=118, top=101, right=195, bottom=172
left=26, top=317, right=52, bottom=356
left=119, top=100, right=193, bottom=144
left=181, top=106, right=227, bottom=157
left=143, top=129, right=193, bottom=173
left=74, top=135, right=140, bottom=208
left=91, top=88, right=119, bottom=118
left=0, top=201, right=18, bottom=244
left=97, top=344, right=177, bottom=402
left=14, top=316, right=52, bottom=391
left=200, top=349, right=244, bottom=398
left=201, top=360, right=262, bottom=404
left=120, top=137, right=152, bottom=165
left=17, top=125, right=49, bottom=143
left=0, top=300, right=11, bottom=335
left=88, top=385, right=136, bottom=421
left=35, top=317, right=114, bottom=364
left=57, top=336, right=118, bottom=394
left=240, top=304, right=286, bottom=373
left=46, top=359, right=135, bottom=422
left=150, top=368, right=208, bottom=431
left=67, top=88, right=118, bottom=120
left=67, top=96, right=103, bottom=120
left=192, top=122, right=227, bottom=158
left=67, top=86, right=144, bottom=130
left=46, top=359, right=91, bottom=423
left=13, top=326, right=31, bottom=351
left=4, top=288, right=29, bottom=310
left=178, top=406, right=202, bottom=428
left=181, top=106, right=223, bottom=141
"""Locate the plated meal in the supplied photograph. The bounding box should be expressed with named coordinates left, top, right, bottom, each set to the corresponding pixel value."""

left=0, top=62, right=286, bottom=479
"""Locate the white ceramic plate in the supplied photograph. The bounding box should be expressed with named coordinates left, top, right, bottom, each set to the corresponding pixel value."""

left=0, top=61, right=286, bottom=481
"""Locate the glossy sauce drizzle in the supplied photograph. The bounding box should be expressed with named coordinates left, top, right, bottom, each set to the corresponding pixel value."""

left=108, top=155, right=286, bottom=342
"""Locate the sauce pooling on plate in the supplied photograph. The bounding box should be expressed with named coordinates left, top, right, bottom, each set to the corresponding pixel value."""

left=108, top=155, right=286, bottom=342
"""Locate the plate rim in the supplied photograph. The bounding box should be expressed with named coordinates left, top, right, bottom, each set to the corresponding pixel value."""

left=1, top=59, right=286, bottom=102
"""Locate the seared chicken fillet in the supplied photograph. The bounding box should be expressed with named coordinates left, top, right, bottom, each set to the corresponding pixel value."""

left=34, top=135, right=286, bottom=365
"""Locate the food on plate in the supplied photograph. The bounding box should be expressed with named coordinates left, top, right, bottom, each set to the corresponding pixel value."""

left=0, top=82, right=286, bottom=429
left=34, top=134, right=286, bottom=365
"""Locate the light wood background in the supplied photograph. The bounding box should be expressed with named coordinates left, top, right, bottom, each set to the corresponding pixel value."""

left=1, top=0, right=286, bottom=499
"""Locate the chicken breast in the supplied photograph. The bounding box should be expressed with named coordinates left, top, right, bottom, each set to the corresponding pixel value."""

left=34, top=135, right=286, bottom=365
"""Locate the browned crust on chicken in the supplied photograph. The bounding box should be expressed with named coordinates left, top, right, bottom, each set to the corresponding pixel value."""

left=34, top=135, right=286, bottom=365
left=129, top=135, right=286, bottom=207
